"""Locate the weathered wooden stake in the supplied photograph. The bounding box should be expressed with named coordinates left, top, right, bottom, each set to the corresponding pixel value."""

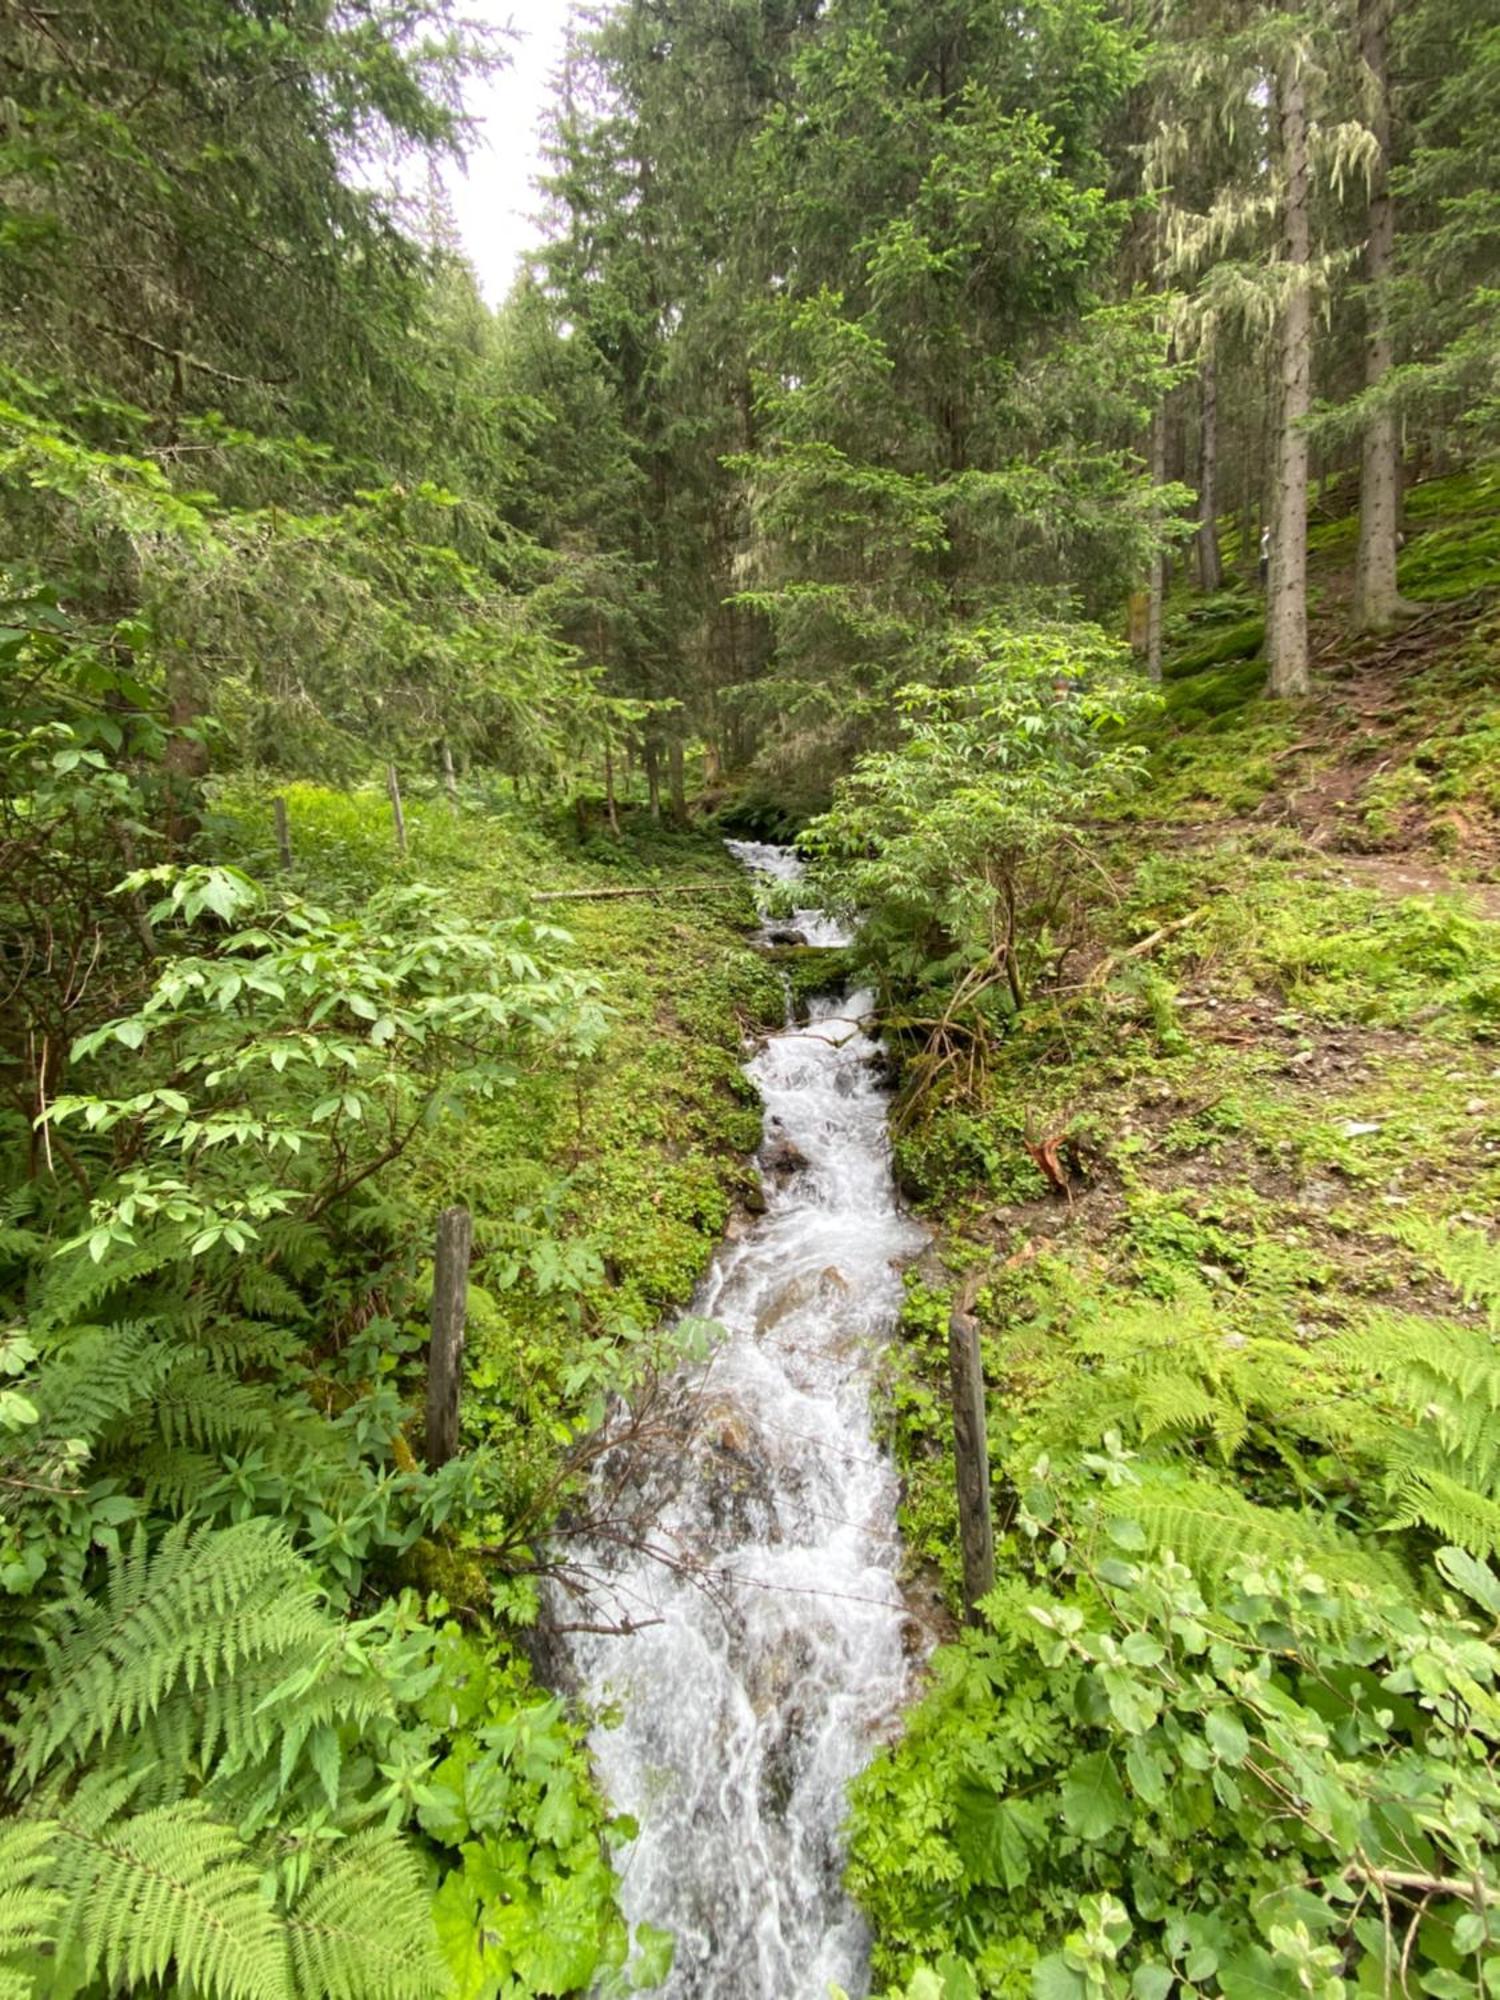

left=439, top=738, right=458, bottom=806
left=386, top=762, right=408, bottom=861
left=273, top=795, right=293, bottom=871
left=949, top=1297, right=996, bottom=1620
left=425, top=1204, right=472, bottom=1471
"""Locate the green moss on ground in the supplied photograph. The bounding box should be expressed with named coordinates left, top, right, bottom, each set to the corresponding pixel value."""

left=1401, top=462, right=1500, bottom=599
left=874, top=474, right=1500, bottom=1616
left=881, top=828, right=1500, bottom=1621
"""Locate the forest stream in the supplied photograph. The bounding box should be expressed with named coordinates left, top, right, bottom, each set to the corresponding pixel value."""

left=559, top=843, right=930, bottom=1999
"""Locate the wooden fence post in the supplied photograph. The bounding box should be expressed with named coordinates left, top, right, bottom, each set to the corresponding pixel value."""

left=949, top=1296, right=996, bottom=1620
left=386, top=762, right=408, bottom=861
left=425, top=1205, right=472, bottom=1470
left=273, top=795, right=293, bottom=871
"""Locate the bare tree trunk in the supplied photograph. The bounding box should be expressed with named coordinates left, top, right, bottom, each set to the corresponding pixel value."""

left=604, top=745, right=620, bottom=836
left=386, top=763, right=409, bottom=860
left=643, top=739, right=662, bottom=822
left=273, top=796, right=293, bottom=871
left=1268, top=54, right=1312, bottom=697
left=948, top=1299, right=995, bottom=1621
left=1196, top=348, right=1224, bottom=592
left=439, top=738, right=458, bottom=805
left=1147, top=394, right=1167, bottom=684
left=161, top=666, right=209, bottom=854
left=1353, top=0, right=1408, bottom=634
left=425, top=1205, right=472, bottom=1471
left=1239, top=422, right=1257, bottom=579
left=668, top=738, right=687, bottom=825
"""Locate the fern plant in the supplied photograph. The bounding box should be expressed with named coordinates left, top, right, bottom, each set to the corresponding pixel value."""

left=1019, top=1282, right=1363, bottom=1480
left=1398, top=1214, right=1500, bottom=1331
left=13, top=1519, right=339, bottom=1784
left=1016, top=1240, right=1500, bottom=1567
left=1334, top=1307, right=1500, bottom=1554
left=28, top=1772, right=442, bottom=2000
left=1097, top=1461, right=1412, bottom=1604
left=2, top=1522, right=446, bottom=2000
left=0, top=1821, right=57, bottom=2000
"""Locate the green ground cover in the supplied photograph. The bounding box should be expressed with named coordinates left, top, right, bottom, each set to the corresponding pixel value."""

left=848, top=488, right=1500, bottom=2000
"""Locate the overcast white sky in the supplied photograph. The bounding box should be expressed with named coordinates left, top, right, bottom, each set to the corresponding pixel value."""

left=444, top=1, right=576, bottom=301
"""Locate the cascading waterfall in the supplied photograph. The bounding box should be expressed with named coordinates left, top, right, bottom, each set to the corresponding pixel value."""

left=558, top=841, right=928, bottom=2000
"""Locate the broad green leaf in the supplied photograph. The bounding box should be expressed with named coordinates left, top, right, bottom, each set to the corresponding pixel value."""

left=1033, top=1954, right=1088, bottom=2000
left=629, top=1921, right=675, bottom=1991
left=431, top=1872, right=490, bottom=2000
left=1102, top=1667, right=1160, bottom=1734
left=1205, top=1708, right=1251, bottom=1765
left=1435, top=1546, right=1500, bottom=1617
left=1220, top=1947, right=1302, bottom=2000
left=1132, top=1966, right=1174, bottom=2000
left=1125, top=1737, right=1169, bottom=1806
left=936, top=1955, right=980, bottom=2000
left=1060, top=1752, right=1128, bottom=1841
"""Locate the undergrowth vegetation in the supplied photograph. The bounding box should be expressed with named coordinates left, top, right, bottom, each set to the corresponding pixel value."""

left=847, top=481, right=1500, bottom=2000
left=1, top=695, right=774, bottom=1996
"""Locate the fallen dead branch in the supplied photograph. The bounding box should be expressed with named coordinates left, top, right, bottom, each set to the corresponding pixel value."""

left=532, top=882, right=749, bottom=902
left=1082, top=907, right=1209, bottom=989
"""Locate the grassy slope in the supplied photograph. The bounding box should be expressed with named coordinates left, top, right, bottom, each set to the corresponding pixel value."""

left=878, top=465, right=1500, bottom=1603
left=210, top=778, right=782, bottom=1607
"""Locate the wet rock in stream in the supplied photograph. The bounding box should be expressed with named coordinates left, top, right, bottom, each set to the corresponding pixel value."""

left=762, top=1126, right=810, bottom=1181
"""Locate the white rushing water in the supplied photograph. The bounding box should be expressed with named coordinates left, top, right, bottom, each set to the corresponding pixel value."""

left=559, top=841, right=928, bottom=2000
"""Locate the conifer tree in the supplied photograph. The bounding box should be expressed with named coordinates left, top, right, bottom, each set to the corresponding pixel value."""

left=1352, top=0, right=1412, bottom=631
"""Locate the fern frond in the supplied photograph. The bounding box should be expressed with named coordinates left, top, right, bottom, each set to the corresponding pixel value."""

left=256, top=1217, right=333, bottom=1280
left=1342, top=1310, right=1500, bottom=1411
left=44, top=1778, right=288, bottom=2000
left=232, top=1265, right=309, bottom=1322
left=213, top=1651, right=393, bottom=1792
left=29, top=1321, right=177, bottom=1446
left=20, top=1780, right=439, bottom=2000
left=0, top=1223, right=44, bottom=1264
left=1334, top=1312, right=1500, bottom=1548
left=0, top=1818, right=58, bottom=2000
left=1035, top=1287, right=1342, bottom=1464
left=1107, top=1466, right=1412, bottom=1605
left=1398, top=1217, right=1500, bottom=1331
left=1134, top=1372, right=1234, bottom=1446
left=136, top=1359, right=281, bottom=1453
left=1390, top=1465, right=1500, bottom=1557
left=287, top=1831, right=444, bottom=2000
left=193, top=1316, right=304, bottom=1370
left=31, top=1241, right=188, bottom=1332
left=15, top=1519, right=327, bottom=1783
left=129, top=1444, right=224, bottom=1511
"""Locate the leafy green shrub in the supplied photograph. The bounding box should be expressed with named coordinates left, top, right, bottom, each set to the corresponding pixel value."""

left=807, top=624, right=1157, bottom=1102
left=0, top=856, right=643, bottom=1999
left=893, top=1109, right=1042, bottom=1206
left=848, top=1456, right=1500, bottom=2000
